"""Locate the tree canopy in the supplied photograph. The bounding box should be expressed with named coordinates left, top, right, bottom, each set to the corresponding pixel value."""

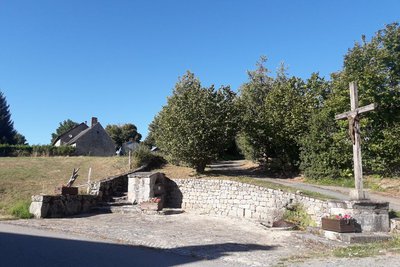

left=0, top=91, right=16, bottom=144
left=51, top=119, right=79, bottom=144
left=300, top=22, right=400, bottom=178
left=151, top=71, right=238, bottom=172
left=237, top=58, right=320, bottom=174
left=0, top=91, right=26, bottom=145
left=105, top=123, right=142, bottom=148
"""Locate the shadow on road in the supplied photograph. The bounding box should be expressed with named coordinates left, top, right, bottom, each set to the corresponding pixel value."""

left=0, top=231, right=275, bottom=267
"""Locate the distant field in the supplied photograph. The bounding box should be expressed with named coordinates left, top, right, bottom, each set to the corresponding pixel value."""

left=0, top=156, right=130, bottom=218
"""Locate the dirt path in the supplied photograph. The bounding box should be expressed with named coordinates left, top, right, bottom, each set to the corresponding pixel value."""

left=206, top=160, right=400, bottom=211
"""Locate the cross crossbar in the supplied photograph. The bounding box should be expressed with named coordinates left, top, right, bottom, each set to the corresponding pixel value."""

left=334, top=82, right=376, bottom=200
left=335, top=103, right=376, bottom=120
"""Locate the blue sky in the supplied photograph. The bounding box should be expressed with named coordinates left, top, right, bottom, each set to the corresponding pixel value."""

left=1, top=0, right=399, bottom=145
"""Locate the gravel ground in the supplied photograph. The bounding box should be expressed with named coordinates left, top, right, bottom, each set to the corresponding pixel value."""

left=2, top=211, right=400, bottom=266
left=2, top=211, right=323, bottom=266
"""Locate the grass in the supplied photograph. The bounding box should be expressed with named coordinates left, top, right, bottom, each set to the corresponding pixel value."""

left=155, top=163, right=333, bottom=200
left=9, top=200, right=33, bottom=219
left=333, top=235, right=400, bottom=258
left=389, top=209, right=400, bottom=219
left=231, top=176, right=333, bottom=200
left=305, top=175, right=400, bottom=194
left=0, top=156, right=131, bottom=218
left=305, top=177, right=355, bottom=188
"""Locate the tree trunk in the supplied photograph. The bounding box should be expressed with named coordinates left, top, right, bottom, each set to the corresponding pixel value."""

left=195, top=162, right=206, bottom=173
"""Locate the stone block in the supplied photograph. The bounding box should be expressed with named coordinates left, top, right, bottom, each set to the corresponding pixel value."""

left=31, top=195, right=52, bottom=203
left=29, top=201, right=49, bottom=219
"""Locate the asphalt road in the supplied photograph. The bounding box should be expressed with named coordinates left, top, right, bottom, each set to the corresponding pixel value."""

left=0, top=224, right=227, bottom=267
left=257, top=178, right=400, bottom=211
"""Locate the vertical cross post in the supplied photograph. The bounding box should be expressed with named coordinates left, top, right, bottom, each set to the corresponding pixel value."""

left=335, top=82, right=376, bottom=200
left=349, top=82, right=364, bottom=200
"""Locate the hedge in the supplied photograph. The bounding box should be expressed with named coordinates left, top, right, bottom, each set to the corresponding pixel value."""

left=0, top=145, right=76, bottom=157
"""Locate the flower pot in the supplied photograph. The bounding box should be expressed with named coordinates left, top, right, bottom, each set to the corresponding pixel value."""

left=321, top=217, right=356, bottom=233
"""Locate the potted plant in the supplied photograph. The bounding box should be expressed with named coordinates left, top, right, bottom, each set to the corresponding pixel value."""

left=321, top=214, right=356, bottom=233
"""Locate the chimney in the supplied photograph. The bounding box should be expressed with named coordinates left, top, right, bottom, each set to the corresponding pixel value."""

left=91, top=117, right=98, bottom=127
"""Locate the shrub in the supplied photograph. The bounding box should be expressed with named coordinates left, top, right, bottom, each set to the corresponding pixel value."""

left=131, top=144, right=165, bottom=169
left=0, top=144, right=75, bottom=157
left=9, top=200, right=33, bottom=219
left=283, top=204, right=315, bottom=230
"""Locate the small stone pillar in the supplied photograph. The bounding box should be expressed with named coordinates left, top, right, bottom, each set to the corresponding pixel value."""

left=29, top=195, right=51, bottom=218
left=328, top=200, right=389, bottom=232
left=127, top=172, right=165, bottom=204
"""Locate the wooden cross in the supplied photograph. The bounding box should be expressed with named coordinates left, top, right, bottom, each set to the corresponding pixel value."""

left=335, top=82, right=376, bottom=200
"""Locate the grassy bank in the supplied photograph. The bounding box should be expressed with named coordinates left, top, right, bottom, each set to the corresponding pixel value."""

left=155, top=164, right=332, bottom=200
left=0, top=156, right=130, bottom=218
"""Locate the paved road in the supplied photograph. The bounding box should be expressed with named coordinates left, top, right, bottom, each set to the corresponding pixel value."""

left=0, top=223, right=227, bottom=267
left=260, top=179, right=400, bottom=211
left=207, top=160, right=400, bottom=211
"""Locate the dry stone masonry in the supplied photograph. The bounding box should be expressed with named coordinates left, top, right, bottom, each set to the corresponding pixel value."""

left=165, top=177, right=329, bottom=226
left=29, top=195, right=97, bottom=218
left=30, top=171, right=390, bottom=233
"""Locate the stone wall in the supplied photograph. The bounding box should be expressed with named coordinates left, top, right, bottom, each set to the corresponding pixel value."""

left=88, top=166, right=148, bottom=201
left=88, top=173, right=128, bottom=201
left=165, top=178, right=329, bottom=226
left=29, top=195, right=98, bottom=218
left=163, top=177, right=389, bottom=231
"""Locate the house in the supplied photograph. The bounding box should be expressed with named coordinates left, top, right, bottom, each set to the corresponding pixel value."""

left=120, top=140, right=140, bottom=155
left=53, top=117, right=116, bottom=156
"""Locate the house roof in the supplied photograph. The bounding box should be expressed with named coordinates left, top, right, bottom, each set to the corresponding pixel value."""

left=67, top=122, right=101, bottom=145
left=52, top=123, right=89, bottom=145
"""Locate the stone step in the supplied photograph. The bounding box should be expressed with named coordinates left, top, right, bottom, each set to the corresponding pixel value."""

left=323, top=231, right=392, bottom=244
left=111, top=195, right=128, bottom=203
left=112, top=191, right=128, bottom=197
left=294, top=227, right=392, bottom=245
left=91, top=204, right=141, bottom=214
left=96, top=201, right=131, bottom=207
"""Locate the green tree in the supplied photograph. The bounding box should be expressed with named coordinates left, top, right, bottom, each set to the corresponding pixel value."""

left=152, top=71, right=238, bottom=172
left=143, top=117, right=160, bottom=148
left=13, top=132, right=27, bottom=145
left=51, top=119, right=79, bottom=144
left=300, top=22, right=400, bottom=178
left=237, top=59, right=316, bottom=174
left=236, top=56, right=273, bottom=162
left=0, top=91, right=17, bottom=144
left=105, top=123, right=142, bottom=148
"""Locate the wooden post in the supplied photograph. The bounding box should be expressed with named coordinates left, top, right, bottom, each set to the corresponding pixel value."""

left=349, top=82, right=364, bottom=200
left=87, top=167, right=92, bottom=184
left=128, top=151, right=132, bottom=170
left=335, top=82, right=376, bottom=200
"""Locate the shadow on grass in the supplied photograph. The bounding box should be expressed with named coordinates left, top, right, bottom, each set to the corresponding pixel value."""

left=0, top=231, right=276, bottom=267
left=204, top=161, right=297, bottom=179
